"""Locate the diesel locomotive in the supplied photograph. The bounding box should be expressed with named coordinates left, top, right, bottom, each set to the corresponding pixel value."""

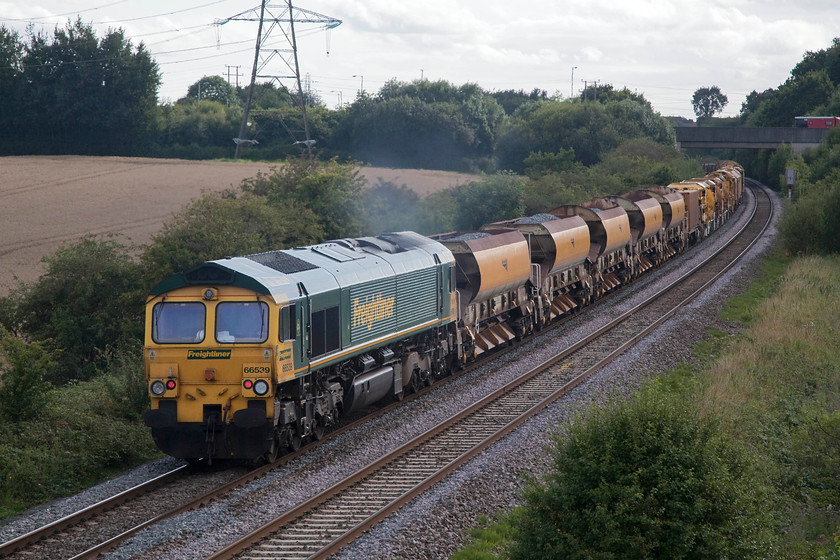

left=143, top=161, right=744, bottom=462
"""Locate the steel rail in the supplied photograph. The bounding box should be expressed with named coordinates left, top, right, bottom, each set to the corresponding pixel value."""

left=0, top=465, right=189, bottom=557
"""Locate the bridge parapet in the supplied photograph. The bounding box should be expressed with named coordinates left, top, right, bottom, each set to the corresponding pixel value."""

left=675, top=127, right=829, bottom=153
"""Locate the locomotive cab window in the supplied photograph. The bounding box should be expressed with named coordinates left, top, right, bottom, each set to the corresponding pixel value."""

left=152, top=302, right=206, bottom=343
left=311, top=306, right=340, bottom=357
left=215, top=302, right=269, bottom=343
left=279, top=304, right=297, bottom=341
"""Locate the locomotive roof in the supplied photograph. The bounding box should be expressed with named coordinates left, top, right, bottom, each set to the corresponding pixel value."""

left=148, top=231, right=453, bottom=302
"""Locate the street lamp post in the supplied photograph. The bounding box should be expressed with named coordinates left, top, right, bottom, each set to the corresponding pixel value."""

left=570, top=66, right=577, bottom=99
left=330, top=90, right=342, bottom=107
left=353, top=74, right=364, bottom=94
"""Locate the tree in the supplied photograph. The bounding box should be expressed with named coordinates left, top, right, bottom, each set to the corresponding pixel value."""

left=19, top=19, right=160, bottom=154
left=692, top=86, right=729, bottom=120
left=496, top=94, right=673, bottom=170
left=750, top=71, right=835, bottom=127
left=453, top=174, right=525, bottom=230
left=791, top=37, right=840, bottom=85
left=360, top=180, right=423, bottom=235
left=0, top=26, right=24, bottom=152
left=163, top=100, right=239, bottom=147
left=239, top=157, right=364, bottom=240
left=141, top=191, right=324, bottom=285
left=490, top=88, right=549, bottom=115
left=183, top=75, right=240, bottom=106
left=334, top=79, right=505, bottom=171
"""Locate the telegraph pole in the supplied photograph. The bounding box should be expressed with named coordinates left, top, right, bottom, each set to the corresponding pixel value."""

left=225, top=64, right=242, bottom=88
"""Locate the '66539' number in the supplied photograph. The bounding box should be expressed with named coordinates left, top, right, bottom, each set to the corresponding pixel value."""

left=243, top=365, right=270, bottom=375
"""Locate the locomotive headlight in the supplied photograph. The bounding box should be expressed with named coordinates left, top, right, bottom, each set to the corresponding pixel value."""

left=150, top=380, right=166, bottom=396
left=253, top=379, right=270, bottom=396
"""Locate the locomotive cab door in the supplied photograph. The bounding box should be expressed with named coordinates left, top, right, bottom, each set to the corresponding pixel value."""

left=296, top=283, right=310, bottom=371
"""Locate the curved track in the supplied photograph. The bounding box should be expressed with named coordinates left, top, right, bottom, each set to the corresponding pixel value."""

left=205, top=184, right=771, bottom=560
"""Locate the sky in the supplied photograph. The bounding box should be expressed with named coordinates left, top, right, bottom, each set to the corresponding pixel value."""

left=1, top=0, right=840, bottom=119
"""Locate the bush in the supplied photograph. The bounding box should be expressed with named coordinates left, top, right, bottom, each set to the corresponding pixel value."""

left=1, top=236, right=143, bottom=384
left=453, top=174, right=525, bottom=230
left=0, top=328, right=55, bottom=421
left=360, top=179, right=423, bottom=235
left=509, top=379, right=778, bottom=560
left=0, top=379, right=158, bottom=516
left=102, top=340, right=150, bottom=421
left=240, top=157, right=365, bottom=239
left=141, top=190, right=324, bottom=286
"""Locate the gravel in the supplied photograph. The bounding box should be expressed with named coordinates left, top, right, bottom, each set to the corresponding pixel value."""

left=0, top=186, right=779, bottom=560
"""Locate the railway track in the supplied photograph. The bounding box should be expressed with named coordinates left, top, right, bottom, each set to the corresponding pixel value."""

left=0, top=465, right=191, bottom=559
left=205, top=184, right=772, bottom=560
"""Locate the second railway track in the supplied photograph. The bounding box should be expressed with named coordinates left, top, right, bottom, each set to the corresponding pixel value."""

left=206, top=184, right=772, bottom=560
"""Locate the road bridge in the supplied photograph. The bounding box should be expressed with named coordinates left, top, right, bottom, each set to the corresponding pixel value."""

left=674, top=127, right=830, bottom=153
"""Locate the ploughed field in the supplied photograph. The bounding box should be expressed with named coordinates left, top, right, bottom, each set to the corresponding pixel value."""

left=0, top=156, right=476, bottom=294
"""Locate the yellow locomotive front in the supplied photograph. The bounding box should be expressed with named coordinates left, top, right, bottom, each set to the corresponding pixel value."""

left=144, top=283, right=285, bottom=462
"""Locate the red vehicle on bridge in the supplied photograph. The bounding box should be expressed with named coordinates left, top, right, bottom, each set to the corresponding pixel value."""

left=794, top=116, right=840, bottom=128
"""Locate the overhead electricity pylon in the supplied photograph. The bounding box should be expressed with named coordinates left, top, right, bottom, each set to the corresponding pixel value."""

left=219, top=1, right=342, bottom=159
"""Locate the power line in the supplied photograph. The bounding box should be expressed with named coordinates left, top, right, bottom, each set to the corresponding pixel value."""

left=1, top=0, right=130, bottom=21
left=2, top=0, right=231, bottom=25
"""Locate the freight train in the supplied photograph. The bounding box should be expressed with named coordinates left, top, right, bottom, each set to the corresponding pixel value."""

left=143, top=161, right=745, bottom=462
